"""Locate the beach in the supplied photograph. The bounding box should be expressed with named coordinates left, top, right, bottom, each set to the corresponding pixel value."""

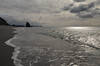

left=0, top=26, right=15, bottom=66
left=1, top=26, right=100, bottom=66
left=6, top=27, right=100, bottom=66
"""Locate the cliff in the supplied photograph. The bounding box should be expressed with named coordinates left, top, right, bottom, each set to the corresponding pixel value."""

left=0, top=17, right=9, bottom=25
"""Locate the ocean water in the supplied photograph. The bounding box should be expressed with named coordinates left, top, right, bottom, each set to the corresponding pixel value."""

left=5, top=27, right=100, bottom=66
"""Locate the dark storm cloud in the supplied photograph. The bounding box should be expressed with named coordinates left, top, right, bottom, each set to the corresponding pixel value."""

left=62, top=1, right=100, bottom=18
left=70, top=2, right=95, bottom=13
left=77, top=8, right=100, bottom=18
left=73, top=0, right=86, bottom=2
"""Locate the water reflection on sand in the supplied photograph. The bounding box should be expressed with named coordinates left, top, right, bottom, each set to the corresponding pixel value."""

left=61, top=27, right=100, bottom=54
left=63, top=27, right=100, bottom=30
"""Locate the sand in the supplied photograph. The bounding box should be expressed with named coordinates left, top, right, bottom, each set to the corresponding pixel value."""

left=0, top=25, right=15, bottom=66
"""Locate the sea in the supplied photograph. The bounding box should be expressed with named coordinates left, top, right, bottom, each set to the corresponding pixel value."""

left=5, top=27, right=100, bottom=66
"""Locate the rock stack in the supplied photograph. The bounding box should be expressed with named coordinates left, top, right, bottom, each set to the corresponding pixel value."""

left=26, top=22, right=31, bottom=27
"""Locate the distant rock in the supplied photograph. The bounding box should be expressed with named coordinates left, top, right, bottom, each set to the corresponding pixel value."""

left=26, top=22, right=31, bottom=27
left=0, top=17, right=9, bottom=25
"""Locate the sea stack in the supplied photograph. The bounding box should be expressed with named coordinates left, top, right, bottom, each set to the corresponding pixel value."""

left=0, top=17, right=9, bottom=25
left=26, top=22, right=31, bottom=27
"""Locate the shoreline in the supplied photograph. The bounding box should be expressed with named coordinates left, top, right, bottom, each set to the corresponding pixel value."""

left=5, top=36, right=23, bottom=66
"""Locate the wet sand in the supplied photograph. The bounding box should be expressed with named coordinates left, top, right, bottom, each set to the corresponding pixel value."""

left=0, top=26, right=15, bottom=66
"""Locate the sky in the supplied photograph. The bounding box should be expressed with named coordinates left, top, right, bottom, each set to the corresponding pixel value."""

left=0, top=0, right=100, bottom=27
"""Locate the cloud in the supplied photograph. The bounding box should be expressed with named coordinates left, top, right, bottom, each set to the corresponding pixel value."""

left=0, top=0, right=100, bottom=26
left=0, top=0, right=72, bottom=14
left=77, top=11, right=93, bottom=18
left=73, top=0, right=86, bottom=2
left=70, top=2, right=95, bottom=13
left=77, top=8, right=100, bottom=18
left=63, top=4, right=73, bottom=11
left=62, top=1, right=100, bottom=18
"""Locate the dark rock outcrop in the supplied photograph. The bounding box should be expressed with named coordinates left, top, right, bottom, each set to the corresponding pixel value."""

left=0, top=17, right=9, bottom=25
left=26, top=22, right=31, bottom=27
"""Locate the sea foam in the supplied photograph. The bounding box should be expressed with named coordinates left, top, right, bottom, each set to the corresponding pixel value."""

left=5, top=28, right=24, bottom=66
